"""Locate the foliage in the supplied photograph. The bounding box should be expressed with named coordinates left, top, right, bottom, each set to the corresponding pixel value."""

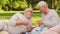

left=0, top=0, right=60, bottom=11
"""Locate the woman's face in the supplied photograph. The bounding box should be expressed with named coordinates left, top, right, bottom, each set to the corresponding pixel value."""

left=38, top=6, right=46, bottom=13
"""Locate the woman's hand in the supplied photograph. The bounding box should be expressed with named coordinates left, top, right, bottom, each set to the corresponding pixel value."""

left=38, top=20, right=43, bottom=25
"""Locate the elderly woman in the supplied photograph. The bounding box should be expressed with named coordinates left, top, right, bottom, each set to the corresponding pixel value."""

left=37, top=1, right=60, bottom=29
left=31, top=1, right=60, bottom=34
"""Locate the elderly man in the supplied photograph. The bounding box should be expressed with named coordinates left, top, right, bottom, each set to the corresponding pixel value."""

left=20, top=8, right=33, bottom=34
left=10, top=8, right=33, bottom=34
left=24, top=8, right=33, bottom=34
left=37, top=1, right=60, bottom=29
left=24, top=8, right=33, bottom=26
left=0, top=13, right=29, bottom=34
left=0, top=8, right=33, bottom=34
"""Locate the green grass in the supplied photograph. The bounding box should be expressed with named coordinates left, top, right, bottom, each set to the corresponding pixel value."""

left=0, top=10, right=40, bottom=13
left=32, top=17, right=41, bottom=24
left=0, top=10, right=42, bottom=18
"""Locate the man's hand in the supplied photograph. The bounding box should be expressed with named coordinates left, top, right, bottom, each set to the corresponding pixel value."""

left=16, top=22, right=29, bottom=26
left=22, top=22, right=29, bottom=26
left=38, top=20, right=43, bottom=25
left=27, top=26, right=34, bottom=32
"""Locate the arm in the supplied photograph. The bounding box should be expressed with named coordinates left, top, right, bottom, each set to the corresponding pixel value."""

left=40, top=24, right=44, bottom=32
left=0, top=20, right=5, bottom=31
left=43, top=15, right=59, bottom=27
left=10, top=13, right=29, bottom=26
left=15, top=22, right=29, bottom=26
left=15, top=22, right=22, bottom=26
left=38, top=20, right=44, bottom=32
left=9, top=13, right=19, bottom=26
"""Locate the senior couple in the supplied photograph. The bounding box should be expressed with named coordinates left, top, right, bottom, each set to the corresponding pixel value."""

left=0, top=1, right=60, bottom=34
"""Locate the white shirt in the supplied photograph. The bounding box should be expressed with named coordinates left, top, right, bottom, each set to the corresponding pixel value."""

left=0, top=13, right=32, bottom=34
left=28, top=19, right=32, bottom=25
left=42, top=9, right=60, bottom=28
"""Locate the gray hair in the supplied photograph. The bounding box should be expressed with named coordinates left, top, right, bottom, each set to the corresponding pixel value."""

left=24, top=8, right=33, bottom=12
left=37, top=1, right=48, bottom=8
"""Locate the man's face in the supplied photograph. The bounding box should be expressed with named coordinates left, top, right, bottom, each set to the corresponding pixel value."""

left=24, top=11, right=33, bottom=19
left=38, top=6, right=46, bottom=13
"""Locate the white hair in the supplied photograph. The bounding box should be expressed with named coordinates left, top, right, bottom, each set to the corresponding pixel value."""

left=37, top=1, right=48, bottom=7
left=24, top=8, right=33, bottom=12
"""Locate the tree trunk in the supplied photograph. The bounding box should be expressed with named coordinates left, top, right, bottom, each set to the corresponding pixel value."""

left=28, top=2, right=29, bottom=8
left=47, top=0, right=52, bottom=9
left=0, top=6, right=2, bottom=11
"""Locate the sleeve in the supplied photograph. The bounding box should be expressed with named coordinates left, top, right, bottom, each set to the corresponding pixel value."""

left=43, top=10, right=60, bottom=27
left=40, top=14, right=45, bottom=32
left=41, top=13, right=44, bottom=20
left=10, top=12, right=28, bottom=22
left=9, top=13, right=28, bottom=26
left=0, top=20, right=5, bottom=30
left=40, top=25, right=44, bottom=32
left=10, top=13, right=19, bottom=21
left=9, top=13, right=19, bottom=26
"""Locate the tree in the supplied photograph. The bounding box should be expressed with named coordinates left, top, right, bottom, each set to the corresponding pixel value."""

left=31, top=0, right=41, bottom=8
left=0, top=0, right=8, bottom=11
left=26, top=0, right=41, bottom=8
left=52, top=0, right=60, bottom=11
left=26, top=0, right=31, bottom=8
left=7, top=0, right=24, bottom=10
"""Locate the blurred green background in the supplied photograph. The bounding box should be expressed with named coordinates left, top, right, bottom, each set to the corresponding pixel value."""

left=0, top=0, right=60, bottom=24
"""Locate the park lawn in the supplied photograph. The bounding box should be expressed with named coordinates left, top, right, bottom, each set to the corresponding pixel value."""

left=0, top=10, right=40, bottom=13
left=32, top=17, right=42, bottom=24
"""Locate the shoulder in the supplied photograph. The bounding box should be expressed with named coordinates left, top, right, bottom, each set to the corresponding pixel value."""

left=50, top=9, right=57, bottom=15
left=50, top=9, right=56, bottom=13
